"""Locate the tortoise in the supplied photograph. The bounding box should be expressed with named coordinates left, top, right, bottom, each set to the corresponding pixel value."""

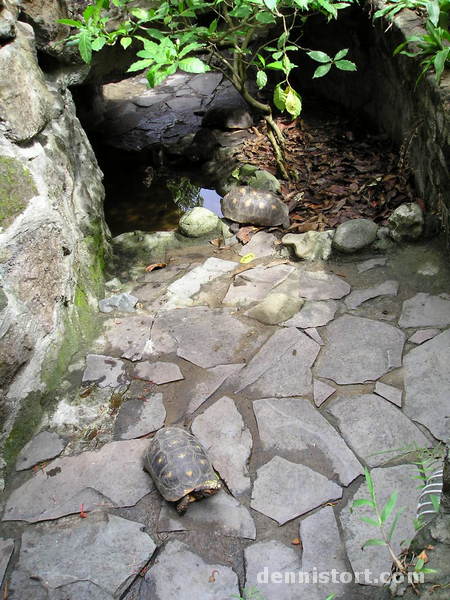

left=144, top=426, right=221, bottom=513
left=221, top=186, right=290, bottom=228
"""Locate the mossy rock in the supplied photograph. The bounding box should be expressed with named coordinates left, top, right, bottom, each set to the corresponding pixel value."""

left=0, top=156, right=37, bottom=228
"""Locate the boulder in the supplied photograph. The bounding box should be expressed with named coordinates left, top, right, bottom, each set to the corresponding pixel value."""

left=236, top=164, right=281, bottom=194
left=332, top=218, right=378, bottom=253
left=178, top=206, right=220, bottom=238
left=387, top=202, right=424, bottom=241
left=282, top=230, right=334, bottom=260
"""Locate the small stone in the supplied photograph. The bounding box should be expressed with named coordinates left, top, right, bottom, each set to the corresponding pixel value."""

left=298, top=270, right=350, bottom=300
left=387, top=202, right=424, bottom=241
left=399, top=293, right=450, bottom=328
left=133, top=361, right=184, bottom=385
left=408, top=328, right=440, bottom=344
left=16, top=431, right=66, bottom=471
left=82, top=354, right=129, bottom=388
left=251, top=456, right=343, bottom=525
left=238, top=231, right=278, bottom=258
left=344, top=280, right=399, bottom=309
left=332, top=219, right=378, bottom=253
left=313, top=379, right=335, bottom=406
left=143, top=540, right=239, bottom=599
left=98, top=292, right=138, bottom=313
left=282, top=230, right=334, bottom=261
left=178, top=207, right=220, bottom=238
left=0, top=538, right=14, bottom=587
left=374, top=382, right=402, bottom=407
left=283, top=300, right=337, bottom=328
left=245, top=293, right=304, bottom=325
left=113, top=394, right=166, bottom=440
left=357, top=257, right=387, bottom=272
left=192, top=396, right=252, bottom=495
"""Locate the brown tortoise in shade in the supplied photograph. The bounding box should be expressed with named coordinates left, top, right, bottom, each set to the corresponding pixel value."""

left=221, top=185, right=290, bottom=228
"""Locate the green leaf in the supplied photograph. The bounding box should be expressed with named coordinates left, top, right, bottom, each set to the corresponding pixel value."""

left=256, top=11, right=276, bottom=23
left=427, top=0, right=441, bottom=26
left=380, top=491, right=398, bottom=523
left=256, top=70, right=268, bottom=89
left=127, top=58, right=154, bottom=72
left=263, top=0, right=277, bottom=10
left=273, top=84, right=287, bottom=111
left=352, top=498, right=375, bottom=509
left=313, top=63, right=332, bottom=78
left=120, top=36, right=132, bottom=49
left=285, top=87, right=302, bottom=118
left=83, top=5, right=97, bottom=21
left=362, top=538, right=387, bottom=548
left=266, top=61, right=284, bottom=70
left=147, top=65, right=171, bottom=87
left=293, top=0, right=310, bottom=8
left=334, top=48, right=348, bottom=60
left=57, top=18, right=83, bottom=27
left=78, top=30, right=92, bottom=63
left=415, top=558, right=425, bottom=571
left=178, top=42, right=204, bottom=58
left=307, top=50, right=331, bottom=63
left=430, top=492, right=442, bottom=512
left=360, top=516, right=380, bottom=527
left=335, top=59, right=357, bottom=71
left=208, top=18, right=218, bottom=33
left=418, top=567, right=438, bottom=574
left=178, top=57, right=210, bottom=73
left=434, top=47, right=450, bottom=82
left=387, top=507, right=405, bottom=541
left=364, top=468, right=376, bottom=500
left=91, top=37, right=106, bottom=51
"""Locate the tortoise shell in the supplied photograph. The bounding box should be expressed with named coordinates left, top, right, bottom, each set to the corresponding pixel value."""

left=144, top=427, right=220, bottom=504
left=221, top=186, right=289, bottom=228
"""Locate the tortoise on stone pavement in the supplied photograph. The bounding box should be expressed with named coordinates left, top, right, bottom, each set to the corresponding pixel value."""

left=221, top=185, right=290, bottom=228
left=144, top=426, right=221, bottom=514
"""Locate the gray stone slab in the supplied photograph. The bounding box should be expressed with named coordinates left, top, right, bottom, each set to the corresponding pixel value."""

left=345, top=280, right=399, bottom=310
left=99, top=292, right=138, bottom=313
left=3, top=439, right=153, bottom=522
left=234, top=328, right=320, bottom=398
left=244, top=540, right=301, bottom=600
left=357, top=257, right=387, bottom=272
left=374, top=382, right=402, bottom=407
left=253, top=398, right=362, bottom=486
left=16, top=430, right=66, bottom=471
left=282, top=300, right=337, bottom=328
left=17, top=513, right=155, bottom=597
left=315, top=316, right=405, bottom=384
left=158, top=490, right=256, bottom=539
left=399, top=293, right=450, bottom=328
left=82, top=354, right=129, bottom=388
left=113, top=394, right=166, bottom=440
left=238, top=231, right=278, bottom=258
left=192, top=396, right=252, bottom=495
left=187, top=363, right=243, bottom=414
left=0, top=538, right=14, bottom=586
left=143, top=540, right=239, bottom=599
left=404, top=329, right=450, bottom=440
left=313, top=379, right=335, bottom=406
left=339, top=464, right=420, bottom=585
left=188, top=72, right=223, bottom=96
left=48, top=581, right=114, bottom=600
left=298, top=270, right=350, bottom=300
left=251, top=456, right=342, bottom=525
left=408, top=328, right=440, bottom=344
left=134, top=361, right=184, bottom=384
left=327, top=394, right=429, bottom=466
left=304, top=327, right=324, bottom=345
left=100, top=316, right=153, bottom=361
left=223, top=264, right=295, bottom=307
left=245, top=293, right=304, bottom=325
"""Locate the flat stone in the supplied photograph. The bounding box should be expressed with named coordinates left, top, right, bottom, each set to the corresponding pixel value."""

left=188, top=72, right=223, bottom=96
left=16, top=513, right=155, bottom=597
left=304, top=328, right=324, bottom=345
left=332, top=218, right=378, bottom=253
left=16, top=430, right=66, bottom=471
left=187, top=364, right=243, bottom=414
left=166, top=257, right=237, bottom=307
left=327, top=394, right=429, bottom=466
left=238, top=231, right=278, bottom=258
left=113, top=394, right=166, bottom=440
left=133, top=93, right=170, bottom=107
left=282, top=230, right=334, bottom=261
left=403, top=329, right=450, bottom=440
left=158, top=490, right=256, bottom=539
left=142, top=540, right=239, bottom=599
left=3, top=439, right=152, bottom=522
left=339, top=464, right=420, bottom=585
left=345, top=280, right=399, bottom=310
left=133, top=361, right=184, bottom=385
left=298, top=270, right=350, bottom=300
left=357, top=257, right=387, bottom=272
left=223, top=264, right=295, bottom=307
left=374, top=382, right=402, bottom=407
left=244, top=540, right=301, bottom=600
left=100, top=316, right=153, bottom=361
left=254, top=398, right=362, bottom=486
left=0, top=538, right=14, bottom=586
left=313, top=379, right=336, bottom=406
left=408, top=328, right=440, bottom=344
left=315, top=316, right=405, bottom=384
left=98, top=292, right=138, bottom=313
left=283, top=300, right=337, bottom=328
left=178, top=207, right=220, bottom=238
left=234, top=328, right=320, bottom=398
left=82, top=354, right=129, bottom=388
left=245, top=293, right=304, bottom=325
left=399, top=293, right=450, bottom=328
left=251, top=456, right=343, bottom=525
left=192, top=396, right=252, bottom=495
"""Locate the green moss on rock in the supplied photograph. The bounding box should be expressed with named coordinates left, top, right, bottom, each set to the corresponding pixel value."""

left=0, top=156, right=37, bottom=228
left=3, top=392, right=44, bottom=467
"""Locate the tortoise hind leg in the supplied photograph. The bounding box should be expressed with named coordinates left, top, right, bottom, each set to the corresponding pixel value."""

left=176, top=494, right=196, bottom=514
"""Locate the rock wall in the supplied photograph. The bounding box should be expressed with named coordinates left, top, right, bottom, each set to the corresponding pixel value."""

left=0, top=20, right=110, bottom=467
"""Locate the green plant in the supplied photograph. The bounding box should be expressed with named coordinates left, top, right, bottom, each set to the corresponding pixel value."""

left=232, top=586, right=265, bottom=599
left=58, top=0, right=356, bottom=179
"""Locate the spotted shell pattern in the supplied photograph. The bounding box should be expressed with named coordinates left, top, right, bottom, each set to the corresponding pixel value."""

left=144, top=427, right=219, bottom=502
left=221, top=186, right=290, bottom=227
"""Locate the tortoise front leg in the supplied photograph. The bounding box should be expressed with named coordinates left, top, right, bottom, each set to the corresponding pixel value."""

left=176, top=494, right=196, bottom=514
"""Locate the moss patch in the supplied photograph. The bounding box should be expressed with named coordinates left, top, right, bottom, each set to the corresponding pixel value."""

left=0, top=156, right=37, bottom=228
left=3, top=392, right=44, bottom=467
